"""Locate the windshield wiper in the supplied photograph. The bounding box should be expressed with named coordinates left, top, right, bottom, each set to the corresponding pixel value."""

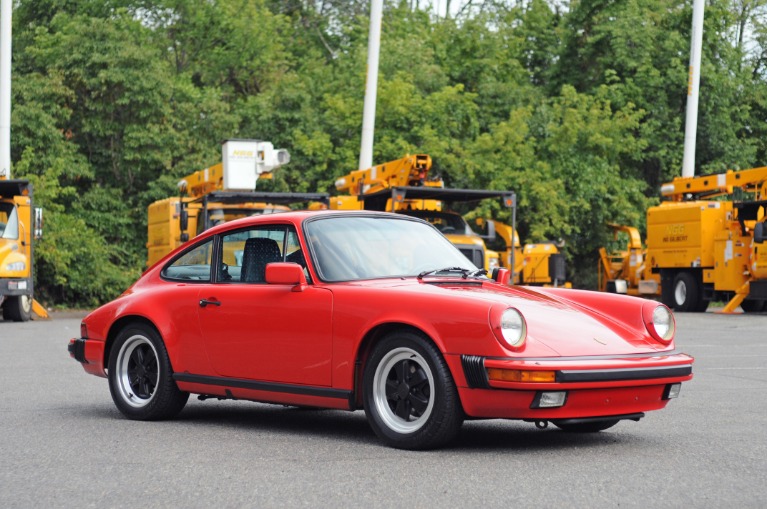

left=469, top=268, right=487, bottom=277
left=417, top=267, right=473, bottom=279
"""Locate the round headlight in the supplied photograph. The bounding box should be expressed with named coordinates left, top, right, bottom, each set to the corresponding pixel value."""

left=652, top=305, right=674, bottom=340
left=500, top=308, right=527, bottom=348
left=645, top=304, right=675, bottom=344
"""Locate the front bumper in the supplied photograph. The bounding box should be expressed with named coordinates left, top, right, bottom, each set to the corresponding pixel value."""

left=68, top=338, right=107, bottom=378
left=0, top=277, right=32, bottom=297
left=451, top=352, right=694, bottom=420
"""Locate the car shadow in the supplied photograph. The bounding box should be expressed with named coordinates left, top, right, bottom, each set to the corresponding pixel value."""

left=176, top=401, right=379, bottom=445
left=70, top=400, right=644, bottom=451
left=451, top=419, right=635, bottom=452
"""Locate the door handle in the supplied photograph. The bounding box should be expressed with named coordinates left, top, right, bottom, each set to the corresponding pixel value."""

left=199, top=298, right=221, bottom=308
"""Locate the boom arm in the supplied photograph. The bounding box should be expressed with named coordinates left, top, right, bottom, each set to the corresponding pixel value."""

left=334, top=154, right=432, bottom=195
left=660, top=166, right=767, bottom=201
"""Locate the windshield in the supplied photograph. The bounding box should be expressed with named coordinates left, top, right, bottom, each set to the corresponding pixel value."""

left=305, top=215, right=479, bottom=282
left=0, top=202, right=19, bottom=240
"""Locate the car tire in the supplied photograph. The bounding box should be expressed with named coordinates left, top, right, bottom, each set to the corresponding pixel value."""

left=2, top=295, right=31, bottom=322
left=672, top=272, right=701, bottom=312
left=108, top=323, right=189, bottom=420
left=363, top=330, right=463, bottom=450
left=552, top=419, right=620, bottom=433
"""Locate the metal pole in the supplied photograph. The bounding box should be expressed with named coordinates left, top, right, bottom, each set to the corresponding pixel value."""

left=358, top=0, right=383, bottom=171
left=681, top=0, right=705, bottom=179
left=0, top=0, right=11, bottom=179
left=511, top=192, right=517, bottom=285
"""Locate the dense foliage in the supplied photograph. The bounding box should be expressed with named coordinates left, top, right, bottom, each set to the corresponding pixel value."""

left=9, top=0, right=767, bottom=306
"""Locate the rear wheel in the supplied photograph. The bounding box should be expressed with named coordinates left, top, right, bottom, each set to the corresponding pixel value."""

left=552, top=419, right=620, bottom=433
left=108, top=323, right=188, bottom=420
left=2, top=295, right=31, bottom=322
left=363, top=330, right=463, bottom=450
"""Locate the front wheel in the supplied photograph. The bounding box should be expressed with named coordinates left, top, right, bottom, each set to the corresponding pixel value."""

left=108, top=323, right=188, bottom=420
left=2, top=295, right=31, bottom=322
left=363, top=331, right=463, bottom=450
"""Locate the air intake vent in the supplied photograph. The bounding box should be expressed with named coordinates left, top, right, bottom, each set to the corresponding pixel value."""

left=461, top=355, right=489, bottom=388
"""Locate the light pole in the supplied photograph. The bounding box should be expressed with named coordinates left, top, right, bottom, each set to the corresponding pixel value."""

left=358, top=0, right=383, bottom=171
left=682, top=0, right=705, bottom=178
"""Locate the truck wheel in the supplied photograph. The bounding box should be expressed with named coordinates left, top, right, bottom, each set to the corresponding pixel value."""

left=108, top=323, right=189, bottom=420
left=2, top=295, right=32, bottom=322
left=672, top=272, right=701, bottom=312
left=740, top=300, right=765, bottom=313
left=363, top=330, right=463, bottom=450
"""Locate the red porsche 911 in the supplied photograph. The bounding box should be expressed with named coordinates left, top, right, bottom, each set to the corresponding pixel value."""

left=69, top=210, right=693, bottom=450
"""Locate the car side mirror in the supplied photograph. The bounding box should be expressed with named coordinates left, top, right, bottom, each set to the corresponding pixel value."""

left=755, top=222, right=766, bottom=244
left=265, top=262, right=308, bottom=291
left=491, top=267, right=510, bottom=285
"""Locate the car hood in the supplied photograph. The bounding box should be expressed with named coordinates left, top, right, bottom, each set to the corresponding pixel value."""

left=361, top=279, right=663, bottom=356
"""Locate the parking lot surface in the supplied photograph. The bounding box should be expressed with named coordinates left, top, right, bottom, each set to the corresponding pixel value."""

left=0, top=310, right=765, bottom=508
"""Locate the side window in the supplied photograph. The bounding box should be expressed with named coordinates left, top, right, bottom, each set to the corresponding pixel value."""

left=219, top=226, right=292, bottom=283
left=0, top=203, right=19, bottom=240
left=161, top=238, right=214, bottom=282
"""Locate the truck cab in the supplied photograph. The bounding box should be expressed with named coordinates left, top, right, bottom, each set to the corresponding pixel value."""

left=0, top=180, right=40, bottom=321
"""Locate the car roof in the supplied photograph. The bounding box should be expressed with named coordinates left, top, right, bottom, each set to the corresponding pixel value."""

left=200, top=209, right=420, bottom=237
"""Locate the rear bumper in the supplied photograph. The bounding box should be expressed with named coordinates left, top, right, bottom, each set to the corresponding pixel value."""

left=450, top=352, right=693, bottom=420
left=68, top=338, right=107, bottom=378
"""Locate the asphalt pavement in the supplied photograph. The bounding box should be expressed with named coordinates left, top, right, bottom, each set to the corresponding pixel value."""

left=0, top=310, right=764, bottom=508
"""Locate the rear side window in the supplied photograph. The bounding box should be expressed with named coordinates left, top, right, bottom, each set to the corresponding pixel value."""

left=162, top=238, right=214, bottom=282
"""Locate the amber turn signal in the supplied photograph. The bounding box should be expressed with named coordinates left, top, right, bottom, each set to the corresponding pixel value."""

left=487, top=368, right=556, bottom=383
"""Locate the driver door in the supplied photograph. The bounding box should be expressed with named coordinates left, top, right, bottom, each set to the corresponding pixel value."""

left=197, top=225, right=333, bottom=386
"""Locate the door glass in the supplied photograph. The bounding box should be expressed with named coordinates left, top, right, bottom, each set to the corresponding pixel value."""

left=220, top=226, right=292, bottom=283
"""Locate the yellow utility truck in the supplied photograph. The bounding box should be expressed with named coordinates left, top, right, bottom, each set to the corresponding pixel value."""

left=0, top=179, right=47, bottom=321
left=330, top=154, right=567, bottom=286
left=146, top=139, right=328, bottom=267
left=646, top=167, right=767, bottom=312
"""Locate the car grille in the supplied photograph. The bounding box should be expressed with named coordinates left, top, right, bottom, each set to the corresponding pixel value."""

left=461, top=355, right=489, bottom=388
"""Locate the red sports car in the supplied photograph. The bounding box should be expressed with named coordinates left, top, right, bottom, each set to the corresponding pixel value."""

left=69, top=210, right=693, bottom=449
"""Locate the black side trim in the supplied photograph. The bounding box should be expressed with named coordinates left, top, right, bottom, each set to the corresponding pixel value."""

left=461, top=355, right=489, bottom=388
left=173, top=373, right=352, bottom=400
left=556, top=365, right=692, bottom=383
left=68, top=338, right=88, bottom=364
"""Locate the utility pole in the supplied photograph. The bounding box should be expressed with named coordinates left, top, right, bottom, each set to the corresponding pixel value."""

left=358, top=0, right=383, bottom=171
left=0, top=0, right=11, bottom=179
left=681, top=0, right=705, bottom=178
